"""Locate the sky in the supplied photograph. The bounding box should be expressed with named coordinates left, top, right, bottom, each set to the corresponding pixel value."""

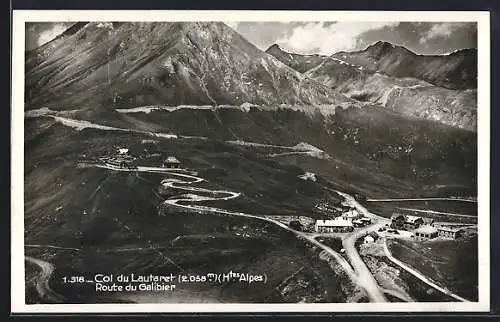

left=25, top=22, right=74, bottom=51
left=26, top=21, right=477, bottom=55
left=227, top=21, right=477, bottom=55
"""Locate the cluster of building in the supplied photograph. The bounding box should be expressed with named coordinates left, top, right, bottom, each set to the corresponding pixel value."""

left=98, top=148, right=138, bottom=169
left=390, top=213, right=463, bottom=240
left=314, top=207, right=372, bottom=233
left=92, top=146, right=182, bottom=170
left=413, top=225, right=463, bottom=240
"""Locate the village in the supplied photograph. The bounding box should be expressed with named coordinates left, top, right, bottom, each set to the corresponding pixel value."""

left=269, top=197, right=470, bottom=247
left=309, top=206, right=467, bottom=241
left=386, top=213, right=466, bottom=240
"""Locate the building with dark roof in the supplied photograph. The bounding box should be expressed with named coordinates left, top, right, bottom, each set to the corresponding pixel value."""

left=390, top=213, right=406, bottom=229
left=390, top=213, right=424, bottom=231
left=404, top=215, right=424, bottom=230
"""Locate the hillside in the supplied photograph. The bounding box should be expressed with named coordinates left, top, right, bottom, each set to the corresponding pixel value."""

left=25, top=22, right=353, bottom=111
left=266, top=42, right=477, bottom=131
left=332, top=41, right=477, bottom=90
left=303, top=59, right=477, bottom=131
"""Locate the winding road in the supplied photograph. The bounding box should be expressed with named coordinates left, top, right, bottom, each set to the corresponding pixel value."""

left=335, top=190, right=390, bottom=302
left=342, top=223, right=387, bottom=302
left=26, top=162, right=468, bottom=304
left=155, top=168, right=389, bottom=302
left=84, top=163, right=385, bottom=301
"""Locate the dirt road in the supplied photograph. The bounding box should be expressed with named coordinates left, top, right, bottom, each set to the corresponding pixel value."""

left=157, top=169, right=390, bottom=302
left=342, top=223, right=387, bottom=302
left=25, top=256, right=65, bottom=303
left=382, top=239, right=470, bottom=302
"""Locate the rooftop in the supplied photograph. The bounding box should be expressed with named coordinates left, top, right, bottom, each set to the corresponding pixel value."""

left=343, top=209, right=360, bottom=217
left=414, top=226, right=438, bottom=234
left=437, top=226, right=463, bottom=232
left=406, top=215, right=423, bottom=223
left=316, top=218, right=353, bottom=227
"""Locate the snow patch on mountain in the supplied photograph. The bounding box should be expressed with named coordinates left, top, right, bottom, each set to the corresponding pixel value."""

left=96, top=22, right=114, bottom=30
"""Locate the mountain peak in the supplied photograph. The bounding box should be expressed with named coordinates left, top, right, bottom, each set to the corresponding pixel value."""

left=372, top=40, right=394, bottom=47
left=266, top=43, right=294, bottom=55
left=265, top=43, right=328, bottom=73
left=26, top=21, right=347, bottom=109
left=364, top=40, right=395, bottom=52
left=363, top=40, right=413, bottom=57
left=266, top=43, right=281, bottom=52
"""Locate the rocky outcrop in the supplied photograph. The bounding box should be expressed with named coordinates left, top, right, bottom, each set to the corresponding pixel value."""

left=265, top=44, right=327, bottom=73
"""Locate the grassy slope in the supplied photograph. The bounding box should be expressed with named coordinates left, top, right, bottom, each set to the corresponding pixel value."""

left=24, top=100, right=476, bottom=303
left=362, top=254, right=456, bottom=302
left=24, top=118, right=351, bottom=303
left=387, top=236, right=478, bottom=301
left=74, top=105, right=476, bottom=198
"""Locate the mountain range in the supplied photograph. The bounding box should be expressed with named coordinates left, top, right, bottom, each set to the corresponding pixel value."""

left=266, top=42, right=477, bottom=131
left=25, top=22, right=354, bottom=111
left=25, top=22, right=477, bottom=131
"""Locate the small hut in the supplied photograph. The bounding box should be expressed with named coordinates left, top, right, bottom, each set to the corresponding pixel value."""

left=163, top=156, right=181, bottom=168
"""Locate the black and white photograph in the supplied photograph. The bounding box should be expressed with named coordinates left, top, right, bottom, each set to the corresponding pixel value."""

left=11, top=10, right=490, bottom=313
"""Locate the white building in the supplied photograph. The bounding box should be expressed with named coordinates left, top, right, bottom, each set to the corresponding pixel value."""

left=314, top=218, right=354, bottom=233
left=117, top=148, right=129, bottom=155
left=363, top=235, right=375, bottom=244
